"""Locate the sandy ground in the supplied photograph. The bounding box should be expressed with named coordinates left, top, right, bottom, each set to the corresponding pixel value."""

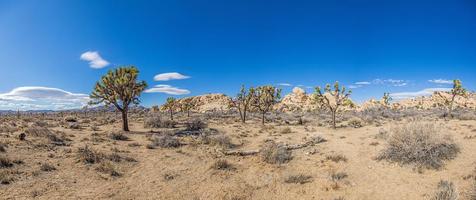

left=0, top=114, right=475, bottom=200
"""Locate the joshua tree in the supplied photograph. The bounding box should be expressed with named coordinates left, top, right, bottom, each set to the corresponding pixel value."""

left=313, top=81, right=352, bottom=129
left=90, top=66, right=147, bottom=131
left=382, top=92, right=392, bottom=107
left=150, top=105, right=160, bottom=112
left=181, top=98, right=194, bottom=117
left=437, top=79, right=467, bottom=118
left=252, top=86, right=281, bottom=125
left=163, top=97, right=177, bottom=120
left=229, top=85, right=255, bottom=123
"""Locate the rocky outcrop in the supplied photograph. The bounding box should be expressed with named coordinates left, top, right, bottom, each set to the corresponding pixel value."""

left=160, top=94, right=231, bottom=113
left=274, top=87, right=317, bottom=112
left=391, top=91, right=476, bottom=110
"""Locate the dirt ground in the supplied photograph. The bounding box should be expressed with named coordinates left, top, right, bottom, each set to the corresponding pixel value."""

left=0, top=112, right=475, bottom=200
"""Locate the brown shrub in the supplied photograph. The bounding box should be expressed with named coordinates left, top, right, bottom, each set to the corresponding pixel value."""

left=432, top=180, right=458, bottom=200
left=260, top=142, right=292, bottom=164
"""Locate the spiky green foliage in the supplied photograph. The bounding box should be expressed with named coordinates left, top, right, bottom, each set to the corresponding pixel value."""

left=437, top=79, right=467, bottom=118
left=252, top=86, right=281, bottom=124
left=313, top=81, right=352, bottom=129
left=90, top=66, right=147, bottom=131
left=229, top=85, right=255, bottom=123
left=382, top=92, right=392, bottom=106
left=163, top=97, right=177, bottom=121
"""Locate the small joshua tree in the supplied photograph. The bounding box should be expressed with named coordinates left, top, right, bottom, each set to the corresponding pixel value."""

left=313, top=81, right=352, bottom=129
left=181, top=98, right=194, bottom=117
left=382, top=92, right=392, bottom=107
left=90, top=66, right=147, bottom=131
left=437, top=79, right=467, bottom=118
left=163, top=97, right=177, bottom=121
left=252, top=86, right=281, bottom=125
left=229, top=85, right=255, bottom=123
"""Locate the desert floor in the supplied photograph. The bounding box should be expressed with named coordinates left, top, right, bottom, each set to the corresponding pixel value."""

left=0, top=114, right=475, bottom=200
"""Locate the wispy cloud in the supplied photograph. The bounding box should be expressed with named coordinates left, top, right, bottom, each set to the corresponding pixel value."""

left=355, top=81, right=371, bottom=85
left=80, top=51, right=110, bottom=69
left=390, top=88, right=451, bottom=100
left=277, top=83, right=292, bottom=87
left=154, top=72, right=190, bottom=81
left=144, top=85, right=190, bottom=95
left=0, top=86, right=90, bottom=110
left=373, top=79, right=409, bottom=87
left=428, top=79, right=453, bottom=84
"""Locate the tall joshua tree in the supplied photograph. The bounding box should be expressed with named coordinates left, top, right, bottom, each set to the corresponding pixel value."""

left=229, top=85, right=255, bottom=123
left=382, top=92, right=392, bottom=107
left=313, top=81, right=352, bottom=129
left=252, top=86, right=281, bottom=125
left=90, top=66, right=147, bottom=131
left=437, top=79, right=467, bottom=118
left=181, top=98, right=194, bottom=117
left=163, top=97, right=177, bottom=121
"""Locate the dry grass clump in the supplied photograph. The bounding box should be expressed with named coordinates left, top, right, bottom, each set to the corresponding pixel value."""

left=0, top=143, right=7, bottom=153
left=109, top=132, right=129, bottom=141
left=0, top=156, right=14, bottom=168
left=144, top=115, right=176, bottom=129
left=284, top=174, right=312, bottom=184
left=432, top=180, right=458, bottom=200
left=211, top=159, right=235, bottom=171
left=77, top=145, right=104, bottom=164
left=326, top=154, right=348, bottom=163
left=0, top=170, right=14, bottom=184
left=330, top=171, right=348, bottom=181
left=185, top=118, right=207, bottom=131
left=260, top=141, right=292, bottom=164
left=280, top=127, right=292, bottom=134
left=96, top=161, right=121, bottom=177
left=377, top=122, right=460, bottom=170
left=25, top=126, right=51, bottom=137
left=64, top=116, right=77, bottom=123
left=148, top=135, right=180, bottom=149
left=347, top=117, right=364, bottom=128
left=40, top=163, right=56, bottom=172
left=200, top=133, right=234, bottom=148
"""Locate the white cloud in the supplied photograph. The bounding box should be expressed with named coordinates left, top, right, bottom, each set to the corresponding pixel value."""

left=0, top=86, right=90, bottom=110
left=355, top=81, right=371, bottom=85
left=373, top=79, right=409, bottom=87
left=144, top=85, right=190, bottom=95
left=277, top=83, right=292, bottom=87
left=429, top=79, right=453, bottom=84
left=80, top=51, right=110, bottom=69
left=153, top=72, right=190, bottom=81
left=390, top=88, right=451, bottom=100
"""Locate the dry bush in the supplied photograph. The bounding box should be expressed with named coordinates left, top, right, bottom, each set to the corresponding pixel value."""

left=432, top=180, right=458, bottom=200
left=211, top=159, right=234, bottom=170
left=280, top=127, right=292, bottom=134
left=0, top=156, right=14, bottom=168
left=96, top=161, right=121, bottom=177
left=326, top=154, right=348, bottom=163
left=347, top=117, right=364, bottom=128
left=34, top=121, right=49, bottom=127
left=284, top=174, right=312, bottom=184
left=40, top=163, right=56, bottom=171
left=377, top=122, right=460, bottom=170
left=109, top=132, right=129, bottom=141
left=144, top=115, right=176, bottom=129
left=0, top=143, right=7, bottom=153
left=0, top=170, right=13, bottom=184
left=185, top=118, right=207, bottom=131
left=64, top=116, right=77, bottom=123
left=68, top=122, right=80, bottom=129
left=148, top=135, right=180, bottom=148
left=25, top=126, right=51, bottom=137
left=260, top=142, right=292, bottom=164
left=200, top=133, right=233, bottom=148
left=0, top=124, right=18, bottom=134
left=77, top=146, right=104, bottom=164
left=330, top=171, right=348, bottom=181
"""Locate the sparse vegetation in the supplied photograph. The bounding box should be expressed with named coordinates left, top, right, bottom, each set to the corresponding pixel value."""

left=260, top=141, right=292, bottom=164
left=149, top=135, right=180, bottom=148
left=313, top=81, right=352, bottom=129
left=211, top=159, right=234, bottom=170
left=436, top=79, right=467, bottom=118
left=432, top=180, right=458, bottom=200
left=377, top=122, right=460, bottom=170
left=229, top=85, right=255, bottom=123
left=285, top=174, right=312, bottom=184
left=252, top=85, right=281, bottom=124
left=163, top=97, right=177, bottom=121
left=109, top=132, right=129, bottom=141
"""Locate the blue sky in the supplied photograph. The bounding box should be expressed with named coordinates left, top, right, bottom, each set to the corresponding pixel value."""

left=0, top=0, right=475, bottom=110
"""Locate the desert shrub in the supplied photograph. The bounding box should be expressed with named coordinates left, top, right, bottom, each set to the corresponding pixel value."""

left=377, top=122, right=460, bottom=170
left=96, top=161, right=121, bottom=177
left=347, top=117, right=364, bottom=128
left=25, top=126, right=51, bottom=137
left=78, top=146, right=104, bottom=164
left=0, top=170, right=13, bottom=184
left=149, top=135, right=180, bottom=148
left=0, top=156, right=13, bottom=168
left=90, top=125, right=100, bottom=131
left=454, top=111, right=476, bottom=121
left=47, top=133, right=66, bottom=146
left=68, top=122, right=80, bottom=129
left=18, top=133, right=26, bottom=141
left=40, top=163, right=56, bottom=171
left=211, top=159, right=234, bottom=170
left=0, top=125, right=18, bottom=134
left=432, top=180, right=458, bottom=200
left=200, top=134, right=233, bottom=148
left=260, top=142, right=292, bottom=164
left=0, top=143, right=6, bottom=153
left=144, top=115, right=176, bottom=129
left=310, top=135, right=327, bottom=144
left=284, top=174, right=312, bottom=184
left=280, top=127, right=292, bottom=134
left=185, top=119, right=207, bottom=131
left=109, top=132, right=129, bottom=141
left=64, top=116, right=77, bottom=123
left=330, top=171, right=348, bottom=181
left=326, top=154, right=348, bottom=163
left=34, top=121, right=49, bottom=127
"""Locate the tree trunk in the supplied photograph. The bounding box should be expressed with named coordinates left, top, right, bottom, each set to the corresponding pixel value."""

left=121, top=110, right=129, bottom=132
left=262, top=112, right=265, bottom=125
left=332, top=110, right=336, bottom=129
left=187, top=110, right=190, bottom=117
left=170, top=110, right=173, bottom=121
left=449, top=95, right=455, bottom=118
left=242, top=109, right=247, bottom=123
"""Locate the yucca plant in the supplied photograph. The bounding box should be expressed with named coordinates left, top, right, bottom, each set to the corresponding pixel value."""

left=313, top=81, right=352, bottom=129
